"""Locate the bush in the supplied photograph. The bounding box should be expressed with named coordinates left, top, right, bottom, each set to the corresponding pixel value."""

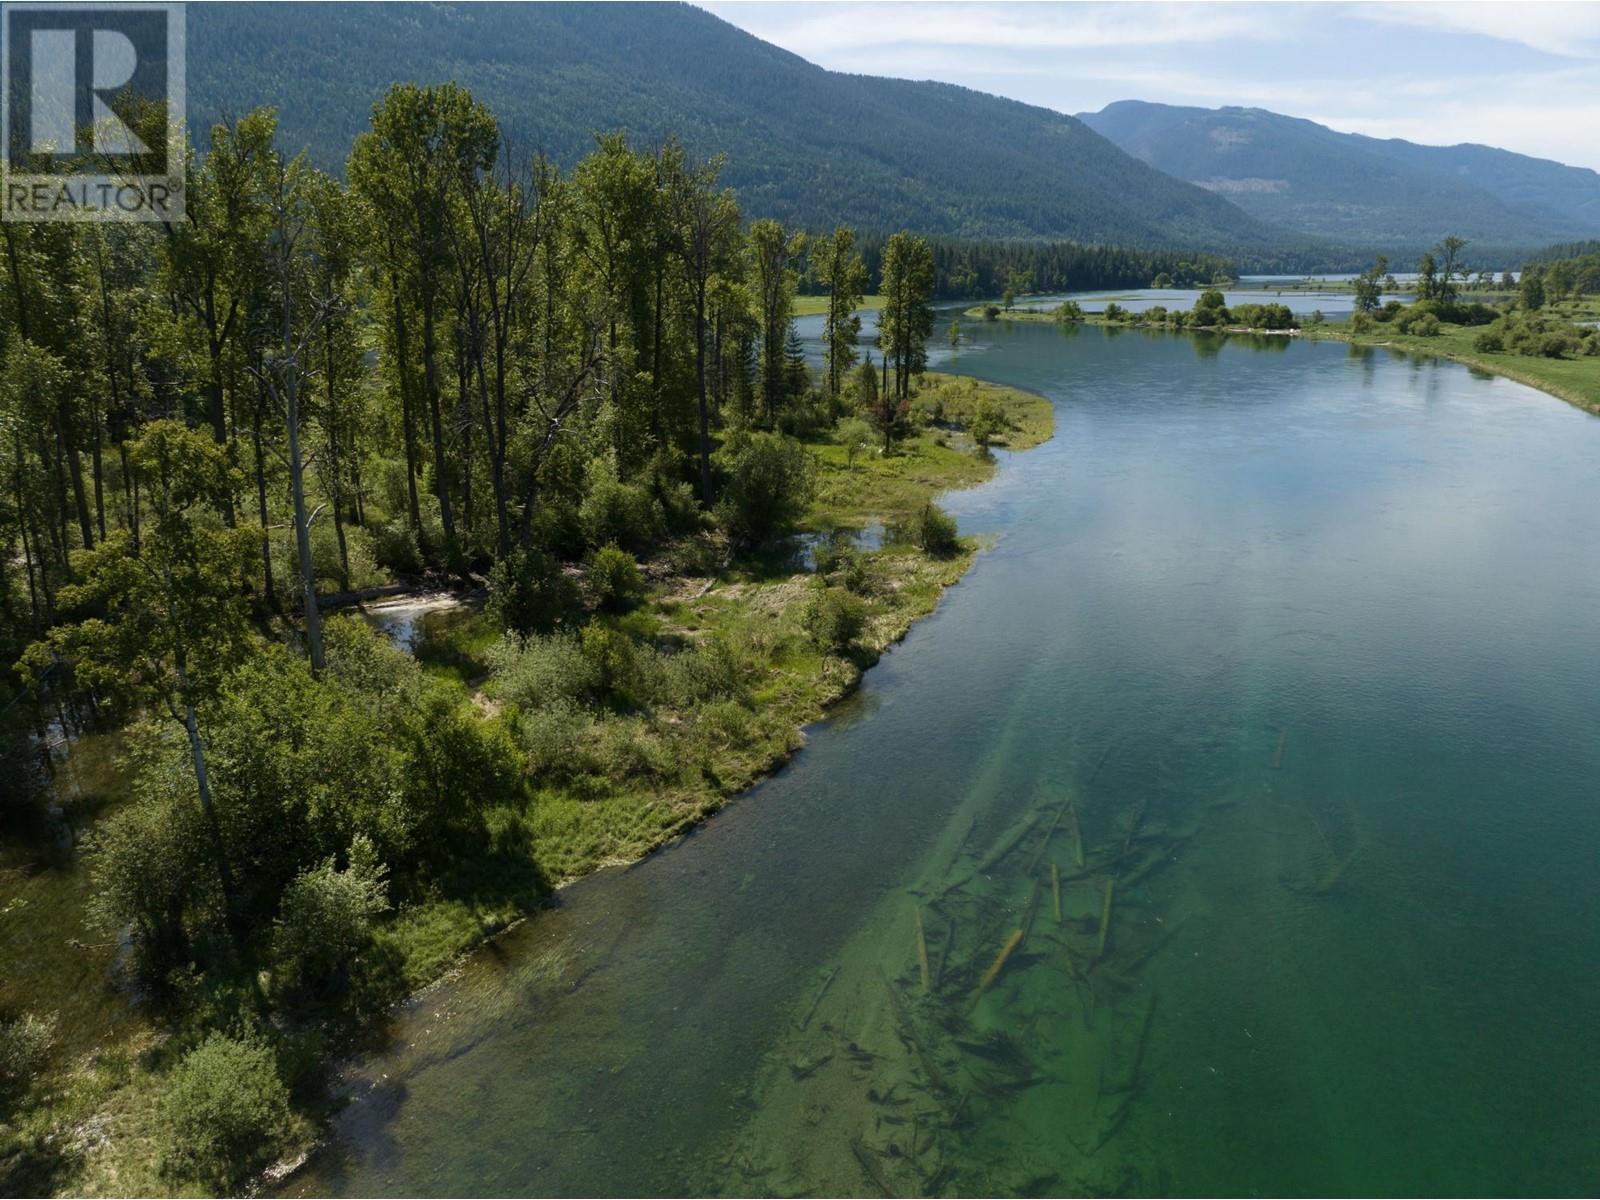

left=370, top=517, right=423, bottom=576
left=158, top=1033, right=294, bottom=1190
left=271, top=834, right=390, bottom=1002
left=579, top=471, right=664, bottom=553
left=1473, top=329, right=1505, bottom=353
left=585, top=543, right=644, bottom=612
left=915, top=503, right=960, bottom=557
left=661, top=636, right=746, bottom=708
left=1412, top=313, right=1441, bottom=337
left=1349, top=312, right=1374, bottom=335
left=968, top=396, right=1006, bottom=447
left=982, top=304, right=1000, bottom=320
left=837, top=417, right=874, bottom=466
left=1539, top=333, right=1577, bottom=359
left=715, top=434, right=813, bottom=548
left=518, top=698, right=589, bottom=779
left=1053, top=300, right=1083, bottom=324
left=1103, top=302, right=1128, bottom=322
left=813, top=537, right=869, bottom=594
left=487, top=631, right=601, bottom=711
left=803, top=583, right=867, bottom=653
left=579, top=624, right=656, bottom=709
left=0, top=1010, right=56, bottom=1104
left=487, top=548, right=578, bottom=635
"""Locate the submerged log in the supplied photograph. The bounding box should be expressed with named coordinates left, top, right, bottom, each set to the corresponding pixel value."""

left=1096, top=878, right=1116, bottom=961
left=914, top=905, right=931, bottom=993
left=1051, top=862, right=1062, bottom=923
left=974, top=928, right=1026, bottom=998
left=797, top=964, right=839, bottom=1030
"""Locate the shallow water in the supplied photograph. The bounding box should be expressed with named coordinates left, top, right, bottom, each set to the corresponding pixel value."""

left=291, top=324, right=1600, bottom=1197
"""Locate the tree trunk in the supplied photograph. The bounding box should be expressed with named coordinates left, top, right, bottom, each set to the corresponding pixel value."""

left=391, top=286, right=423, bottom=533
left=419, top=278, right=455, bottom=546
left=250, top=389, right=276, bottom=609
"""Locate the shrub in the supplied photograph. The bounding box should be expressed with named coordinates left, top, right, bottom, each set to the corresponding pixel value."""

left=518, top=698, right=589, bottom=779
left=915, top=503, right=960, bottom=557
left=661, top=636, right=746, bottom=708
left=982, top=304, right=1000, bottom=320
left=370, top=517, right=423, bottom=576
left=1053, top=300, right=1083, bottom=324
left=271, top=834, right=390, bottom=1002
left=0, top=1010, right=56, bottom=1104
left=1539, top=333, right=1576, bottom=358
left=1103, top=302, right=1127, bottom=322
left=813, top=537, right=869, bottom=594
left=1473, top=329, right=1505, bottom=353
left=585, top=543, right=644, bottom=612
left=487, top=548, right=578, bottom=635
left=579, top=471, right=663, bottom=553
left=487, top=631, right=601, bottom=711
left=837, top=417, right=874, bottom=466
left=803, top=583, right=868, bottom=653
left=158, top=1033, right=294, bottom=1190
left=715, top=434, right=813, bottom=548
left=968, top=396, right=1006, bottom=447
left=1349, top=312, right=1373, bottom=335
left=580, top=624, right=656, bottom=709
left=1411, top=313, right=1441, bottom=337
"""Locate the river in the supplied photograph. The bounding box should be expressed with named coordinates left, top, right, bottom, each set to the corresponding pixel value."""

left=289, top=321, right=1600, bottom=1197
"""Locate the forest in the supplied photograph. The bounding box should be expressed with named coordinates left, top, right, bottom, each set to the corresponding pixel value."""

left=0, top=80, right=1039, bottom=1193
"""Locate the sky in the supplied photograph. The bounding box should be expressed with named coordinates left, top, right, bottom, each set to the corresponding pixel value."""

left=697, top=2, right=1600, bottom=171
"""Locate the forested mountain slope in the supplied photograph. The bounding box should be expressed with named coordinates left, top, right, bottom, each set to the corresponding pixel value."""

left=188, top=2, right=1281, bottom=249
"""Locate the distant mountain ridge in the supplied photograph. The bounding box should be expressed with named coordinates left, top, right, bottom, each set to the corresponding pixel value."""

left=187, top=2, right=1285, bottom=252
left=1079, top=100, right=1600, bottom=255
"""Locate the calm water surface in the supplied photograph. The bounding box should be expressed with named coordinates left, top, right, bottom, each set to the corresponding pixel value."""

left=291, top=323, right=1600, bottom=1197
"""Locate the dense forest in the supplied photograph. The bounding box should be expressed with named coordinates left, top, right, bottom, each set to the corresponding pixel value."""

left=183, top=2, right=1317, bottom=257
left=0, top=80, right=976, bottom=1192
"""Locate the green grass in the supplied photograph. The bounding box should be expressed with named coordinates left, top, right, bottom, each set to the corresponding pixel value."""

left=791, top=293, right=885, bottom=317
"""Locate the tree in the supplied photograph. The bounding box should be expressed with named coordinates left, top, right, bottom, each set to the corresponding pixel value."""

left=23, top=422, right=260, bottom=947
left=668, top=153, right=741, bottom=505
left=1520, top=268, right=1546, bottom=311
left=947, top=319, right=961, bottom=374
left=877, top=232, right=935, bottom=404
left=1417, top=252, right=1438, bottom=302
left=1434, top=235, right=1468, bottom=303
left=747, top=218, right=805, bottom=422
left=350, top=83, right=498, bottom=557
left=812, top=227, right=867, bottom=399
left=1353, top=256, right=1388, bottom=313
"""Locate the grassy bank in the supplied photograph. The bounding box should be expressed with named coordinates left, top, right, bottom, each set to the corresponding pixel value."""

left=512, top=372, right=1050, bottom=884
left=792, top=293, right=885, bottom=317
left=0, top=373, right=1051, bottom=1196
left=1310, top=315, right=1600, bottom=416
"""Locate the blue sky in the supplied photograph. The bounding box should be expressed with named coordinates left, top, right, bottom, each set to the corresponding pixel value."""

left=698, top=2, right=1600, bottom=171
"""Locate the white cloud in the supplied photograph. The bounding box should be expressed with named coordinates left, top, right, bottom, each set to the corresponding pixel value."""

left=1359, top=1, right=1600, bottom=59
left=695, top=1, right=1600, bottom=169
left=702, top=1, right=1281, bottom=55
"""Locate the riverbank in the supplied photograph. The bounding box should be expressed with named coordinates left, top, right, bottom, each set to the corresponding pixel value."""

left=793, top=293, right=885, bottom=317
left=1308, top=318, right=1600, bottom=416
left=0, top=373, right=1051, bottom=1197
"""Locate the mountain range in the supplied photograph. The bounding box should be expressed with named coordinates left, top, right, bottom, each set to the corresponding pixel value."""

left=185, top=3, right=1600, bottom=266
left=1079, top=100, right=1600, bottom=252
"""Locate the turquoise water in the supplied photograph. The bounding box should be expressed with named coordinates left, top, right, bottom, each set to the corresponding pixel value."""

left=291, top=324, right=1600, bottom=1197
